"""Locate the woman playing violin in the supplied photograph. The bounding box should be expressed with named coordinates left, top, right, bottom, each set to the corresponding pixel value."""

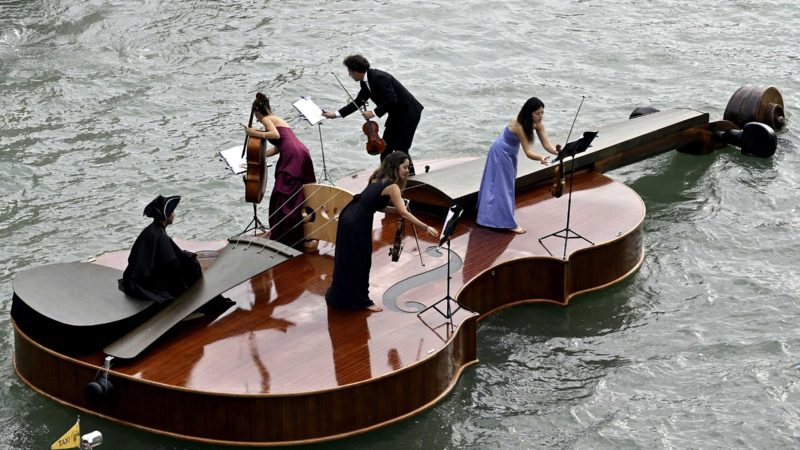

left=243, top=93, right=316, bottom=250
left=476, top=97, right=560, bottom=234
left=326, top=151, right=438, bottom=312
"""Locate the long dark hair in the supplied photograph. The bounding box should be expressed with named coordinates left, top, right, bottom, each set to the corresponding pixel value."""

left=252, top=92, right=271, bottom=115
left=368, top=151, right=409, bottom=190
left=517, top=97, right=544, bottom=142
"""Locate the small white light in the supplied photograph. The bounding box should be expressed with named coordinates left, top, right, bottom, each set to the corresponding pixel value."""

left=81, top=430, right=103, bottom=448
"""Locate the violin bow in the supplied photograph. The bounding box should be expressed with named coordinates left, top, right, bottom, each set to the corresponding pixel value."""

left=331, top=71, right=368, bottom=114
left=551, top=96, right=586, bottom=195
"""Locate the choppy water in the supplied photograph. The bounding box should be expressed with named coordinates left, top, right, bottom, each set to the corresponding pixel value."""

left=1, top=0, right=799, bottom=448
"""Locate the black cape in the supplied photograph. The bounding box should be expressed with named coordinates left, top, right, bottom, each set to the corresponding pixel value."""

left=118, top=221, right=202, bottom=304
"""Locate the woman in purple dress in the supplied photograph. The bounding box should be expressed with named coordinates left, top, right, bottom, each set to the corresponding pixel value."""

left=476, top=97, right=559, bottom=234
left=244, top=93, right=317, bottom=250
left=326, top=152, right=439, bottom=312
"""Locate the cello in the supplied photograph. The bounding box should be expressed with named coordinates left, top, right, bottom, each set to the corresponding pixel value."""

left=331, top=71, right=386, bottom=155
left=242, top=105, right=267, bottom=204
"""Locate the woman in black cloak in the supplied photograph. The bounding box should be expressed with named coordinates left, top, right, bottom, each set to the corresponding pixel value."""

left=118, top=194, right=202, bottom=304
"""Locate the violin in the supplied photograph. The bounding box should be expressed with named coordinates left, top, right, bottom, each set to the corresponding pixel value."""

left=332, top=72, right=386, bottom=155
left=389, top=215, right=405, bottom=261
left=363, top=118, right=386, bottom=155
left=550, top=145, right=565, bottom=198
left=243, top=107, right=267, bottom=204
left=389, top=198, right=414, bottom=262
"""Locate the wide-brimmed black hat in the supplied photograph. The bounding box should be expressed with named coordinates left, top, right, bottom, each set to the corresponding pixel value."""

left=143, top=195, right=181, bottom=220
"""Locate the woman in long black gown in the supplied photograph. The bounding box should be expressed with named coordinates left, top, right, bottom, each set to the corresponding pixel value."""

left=326, top=151, right=438, bottom=312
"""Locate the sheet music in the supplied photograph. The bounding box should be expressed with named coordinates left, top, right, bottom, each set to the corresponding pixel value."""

left=219, top=146, right=247, bottom=174
left=293, top=96, right=324, bottom=125
left=219, top=145, right=271, bottom=175
left=439, top=205, right=463, bottom=246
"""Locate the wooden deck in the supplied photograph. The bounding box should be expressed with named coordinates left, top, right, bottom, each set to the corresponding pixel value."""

left=15, top=105, right=714, bottom=445
left=404, top=108, right=708, bottom=207
left=13, top=170, right=644, bottom=445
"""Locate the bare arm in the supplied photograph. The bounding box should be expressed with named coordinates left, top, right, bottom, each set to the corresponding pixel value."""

left=242, top=116, right=280, bottom=140
left=514, top=124, right=550, bottom=165
left=535, top=122, right=560, bottom=155
left=382, top=184, right=439, bottom=237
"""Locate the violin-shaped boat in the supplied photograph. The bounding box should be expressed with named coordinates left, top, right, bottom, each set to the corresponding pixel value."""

left=11, top=86, right=785, bottom=445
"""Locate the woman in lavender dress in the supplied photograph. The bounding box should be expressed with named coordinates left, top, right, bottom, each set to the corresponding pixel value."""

left=244, top=93, right=316, bottom=250
left=476, top=97, right=559, bottom=234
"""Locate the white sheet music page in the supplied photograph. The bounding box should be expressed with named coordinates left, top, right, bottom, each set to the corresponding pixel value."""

left=293, top=96, right=324, bottom=125
left=219, top=146, right=247, bottom=174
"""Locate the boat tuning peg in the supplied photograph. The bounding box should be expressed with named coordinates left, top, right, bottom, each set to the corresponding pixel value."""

left=724, top=85, right=785, bottom=132
left=714, top=122, right=777, bottom=158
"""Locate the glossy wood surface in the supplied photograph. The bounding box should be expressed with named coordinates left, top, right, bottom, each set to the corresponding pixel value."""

left=404, top=108, right=708, bottom=207
left=13, top=169, right=644, bottom=445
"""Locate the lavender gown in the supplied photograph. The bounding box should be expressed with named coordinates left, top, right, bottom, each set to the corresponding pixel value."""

left=476, top=127, right=522, bottom=229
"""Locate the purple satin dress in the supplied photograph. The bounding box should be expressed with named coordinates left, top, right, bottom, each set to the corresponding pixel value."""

left=268, top=126, right=316, bottom=249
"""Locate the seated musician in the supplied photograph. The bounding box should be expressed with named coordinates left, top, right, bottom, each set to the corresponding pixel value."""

left=118, top=195, right=203, bottom=304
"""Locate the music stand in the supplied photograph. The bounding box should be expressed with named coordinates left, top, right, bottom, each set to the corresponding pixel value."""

left=417, top=205, right=467, bottom=328
left=293, top=96, right=334, bottom=184
left=539, top=131, right=598, bottom=259
left=240, top=203, right=268, bottom=235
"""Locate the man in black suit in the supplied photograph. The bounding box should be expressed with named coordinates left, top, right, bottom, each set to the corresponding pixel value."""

left=323, top=54, right=424, bottom=174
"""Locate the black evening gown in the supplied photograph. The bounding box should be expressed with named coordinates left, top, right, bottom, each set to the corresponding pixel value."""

left=326, top=179, right=392, bottom=309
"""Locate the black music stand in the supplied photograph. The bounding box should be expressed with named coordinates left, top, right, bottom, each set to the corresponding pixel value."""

left=293, top=96, right=334, bottom=184
left=539, top=131, right=598, bottom=259
left=240, top=202, right=268, bottom=235
left=417, top=205, right=466, bottom=328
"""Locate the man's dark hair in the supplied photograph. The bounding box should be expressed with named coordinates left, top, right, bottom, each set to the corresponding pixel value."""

left=343, top=54, right=370, bottom=73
